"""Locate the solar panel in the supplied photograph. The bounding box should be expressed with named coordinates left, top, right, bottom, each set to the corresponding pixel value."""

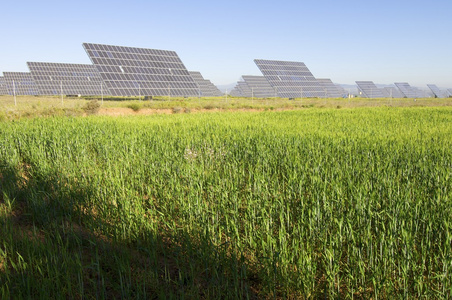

left=254, top=59, right=325, bottom=98
left=229, top=81, right=247, bottom=97
left=413, top=88, right=429, bottom=98
left=242, top=76, right=275, bottom=98
left=27, top=62, right=109, bottom=96
left=318, top=78, right=343, bottom=98
left=447, top=89, right=452, bottom=97
left=427, top=84, right=445, bottom=98
left=236, top=81, right=253, bottom=97
left=3, top=72, right=39, bottom=95
left=0, top=76, right=8, bottom=95
left=83, top=43, right=199, bottom=97
left=189, top=71, right=222, bottom=97
left=394, top=82, right=417, bottom=98
left=355, top=81, right=385, bottom=98
left=382, top=87, right=404, bottom=98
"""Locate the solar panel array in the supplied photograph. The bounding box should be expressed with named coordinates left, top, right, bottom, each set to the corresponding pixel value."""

left=0, top=76, right=7, bottom=95
left=254, top=59, right=325, bottom=98
left=241, top=76, right=275, bottom=98
left=83, top=43, right=199, bottom=97
left=317, top=78, right=343, bottom=98
left=189, top=71, right=222, bottom=97
left=427, top=84, right=445, bottom=98
left=28, top=62, right=108, bottom=96
left=448, top=89, right=452, bottom=97
left=3, top=72, right=39, bottom=95
left=394, top=82, right=417, bottom=98
left=355, top=81, right=385, bottom=98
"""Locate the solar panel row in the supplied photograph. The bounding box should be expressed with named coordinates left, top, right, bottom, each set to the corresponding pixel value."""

left=1, top=43, right=449, bottom=99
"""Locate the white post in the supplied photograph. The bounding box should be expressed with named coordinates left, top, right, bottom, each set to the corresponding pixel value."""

left=61, top=81, right=63, bottom=105
left=13, top=80, right=16, bottom=106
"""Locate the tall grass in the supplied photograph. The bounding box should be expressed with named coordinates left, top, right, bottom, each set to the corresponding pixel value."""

left=1, top=107, right=451, bottom=298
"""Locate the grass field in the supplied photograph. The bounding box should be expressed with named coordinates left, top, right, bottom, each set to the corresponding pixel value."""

left=1, top=95, right=452, bottom=120
left=1, top=98, right=452, bottom=298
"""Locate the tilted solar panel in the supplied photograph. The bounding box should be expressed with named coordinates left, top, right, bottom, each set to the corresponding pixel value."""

left=241, top=76, right=275, bottom=98
left=355, top=81, right=385, bottom=98
left=3, top=72, right=39, bottom=95
left=318, top=78, right=343, bottom=98
left=427, top=84, right=445, bottom=98
left=254, top=59, right=325, bottom=98
left=382, top=87, right=404, bottom=98
left=189, top=71, right=222, bottom=97
left=0, top=76, right=8, bottom=95
left=83, top=43, right=199, bottom=97
left=27, top=62, right=109, bottom=96
left=394, top=82, right=417, bottom=98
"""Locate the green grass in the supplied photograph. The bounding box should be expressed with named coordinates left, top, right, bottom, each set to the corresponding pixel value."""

left=1, top=95, right=452, bottom=121
left=1, top=107, right=452, bottom=298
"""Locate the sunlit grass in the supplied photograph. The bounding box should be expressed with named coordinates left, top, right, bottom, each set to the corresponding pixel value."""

left=0, top=107, right=451, bottom=298
left=1, top=95, right=452, bottom=121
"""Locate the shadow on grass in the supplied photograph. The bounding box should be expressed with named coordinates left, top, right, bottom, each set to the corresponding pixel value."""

left=0, top=162, right=260, bottom=299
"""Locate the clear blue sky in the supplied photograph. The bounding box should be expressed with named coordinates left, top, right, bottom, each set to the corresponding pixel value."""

left=2, top=0, right=451, bottom=88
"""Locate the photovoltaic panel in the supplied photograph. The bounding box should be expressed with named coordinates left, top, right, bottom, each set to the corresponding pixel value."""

left=394, top=82, right=417, bottom=98
left=414, top=88, right=429, bottom=98
left=254, top=59, right=325, bottom=98
left=3, top=72, right=39, bottom=95
left=0, top=76, right=7, bottom=95
left=241, top=76, right=275, bottom=98
left=83, top=43, right=199, bottom=97
left=317, top=78, right=343, bottom=98
left=355, top=81, right=385, bottom=98
left=189, top=71, right=222, bottom=97
left=27, top=62, right=109, bottom=96
left=382, top=87, right=404, bottom=98
left=235, top=81, right=253, bottom=97
left=427, top=84, right=445, bottom=98
left=229, top=81, right=246, bottom=97
left=448, top=89, right=452, bottom=97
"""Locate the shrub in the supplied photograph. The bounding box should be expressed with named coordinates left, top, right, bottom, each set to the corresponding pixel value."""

left=127, top=103, right=142, bottom=112
left=172, top=107, right=183, bottom=114
left=83, top=100, right=101, bottom=115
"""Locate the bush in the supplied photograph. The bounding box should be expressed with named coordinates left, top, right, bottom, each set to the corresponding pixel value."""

left=83, top=100, right=101, bottom=115
left=172, top=107, right=183, bottom=114
left=127, top=103, right=142, bottom=112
